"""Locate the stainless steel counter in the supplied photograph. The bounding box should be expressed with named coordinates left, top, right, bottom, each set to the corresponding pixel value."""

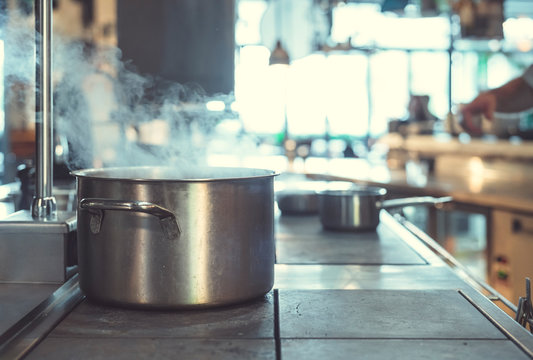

left=0, top=283, right=57, bottom=336
left=296, top=157, right=533, bottom=314
left=276, top=215, right=427, bottom=265
left=2, top=212, right=533, bottom=359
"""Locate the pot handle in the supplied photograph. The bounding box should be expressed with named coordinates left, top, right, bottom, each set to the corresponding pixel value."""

left=80, top=198, right=181, bottom=241
left=380, top=196, right=453, bottom=210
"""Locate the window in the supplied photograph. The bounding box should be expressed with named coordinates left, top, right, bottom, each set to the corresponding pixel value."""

left=235, top=1, right=533, bottom=141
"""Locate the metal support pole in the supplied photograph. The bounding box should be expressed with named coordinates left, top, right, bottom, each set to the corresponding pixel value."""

left=31, top=0, right=56, bottom=219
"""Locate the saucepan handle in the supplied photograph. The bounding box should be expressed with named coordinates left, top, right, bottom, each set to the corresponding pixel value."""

left=80, top=198, right=181, bottom=241
left=380, top=196, right=453, bottom=210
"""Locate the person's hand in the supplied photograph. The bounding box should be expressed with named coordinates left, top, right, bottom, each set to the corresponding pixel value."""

left=459, top=91, right=497, bottom=136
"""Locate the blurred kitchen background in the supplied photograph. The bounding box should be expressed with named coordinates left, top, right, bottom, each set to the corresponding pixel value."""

left=1, top=0, right=533, bottom=305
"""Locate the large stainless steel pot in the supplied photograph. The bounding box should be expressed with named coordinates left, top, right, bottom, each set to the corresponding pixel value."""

left=317, top=185, right=451, bottom=231
left=72, top=166, right=276, bottom=309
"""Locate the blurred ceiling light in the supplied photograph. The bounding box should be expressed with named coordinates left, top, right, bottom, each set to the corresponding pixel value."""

left=503, top=16, right=533, bottom=51
left=487, top=39, right=502, bottom=52
left=55, top=144, right=64, bottom=157
left=517, top=39, right=533, bottom=52
left=206, top=100, right=226, bottom=112
left=269, top=40, right=290, bottom=65
left=284, top=138, right=297, bottom=151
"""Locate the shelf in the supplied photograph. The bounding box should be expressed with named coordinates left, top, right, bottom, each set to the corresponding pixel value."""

left=317, top=38, right=533, bottom=55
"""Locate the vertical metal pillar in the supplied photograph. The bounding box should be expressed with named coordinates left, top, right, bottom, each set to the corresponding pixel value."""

left=31, top=0, right=56, bottom=219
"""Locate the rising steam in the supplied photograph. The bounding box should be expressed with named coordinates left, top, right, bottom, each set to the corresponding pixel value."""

left=1, top=7, right=245, bottom=177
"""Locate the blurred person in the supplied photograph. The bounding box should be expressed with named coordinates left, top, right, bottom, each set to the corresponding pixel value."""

left=460, top=64, right=533, bottom=136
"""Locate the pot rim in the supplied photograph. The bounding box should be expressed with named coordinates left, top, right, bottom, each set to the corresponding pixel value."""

left=71, top=166, right=278, bottom=183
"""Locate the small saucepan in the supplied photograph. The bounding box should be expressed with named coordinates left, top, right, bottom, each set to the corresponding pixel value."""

left=277, top=190, right=319, bottom=215
left=317, top=185, right=452, bottom=231
left=276, top=181, right=332, bottom=215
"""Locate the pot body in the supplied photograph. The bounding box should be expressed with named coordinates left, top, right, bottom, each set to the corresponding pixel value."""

left=277, top=190, right=318, bottom=215
left=317, top=187, right=387, bottom=231
left=73, top=166, right=276, bottom=309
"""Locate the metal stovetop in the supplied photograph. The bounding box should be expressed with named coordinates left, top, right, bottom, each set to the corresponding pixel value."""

left=2, top=212, right=533, bottom=359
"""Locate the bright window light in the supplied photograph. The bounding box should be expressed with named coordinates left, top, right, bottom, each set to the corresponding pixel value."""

left=206, top=100, right=226, bottom=112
